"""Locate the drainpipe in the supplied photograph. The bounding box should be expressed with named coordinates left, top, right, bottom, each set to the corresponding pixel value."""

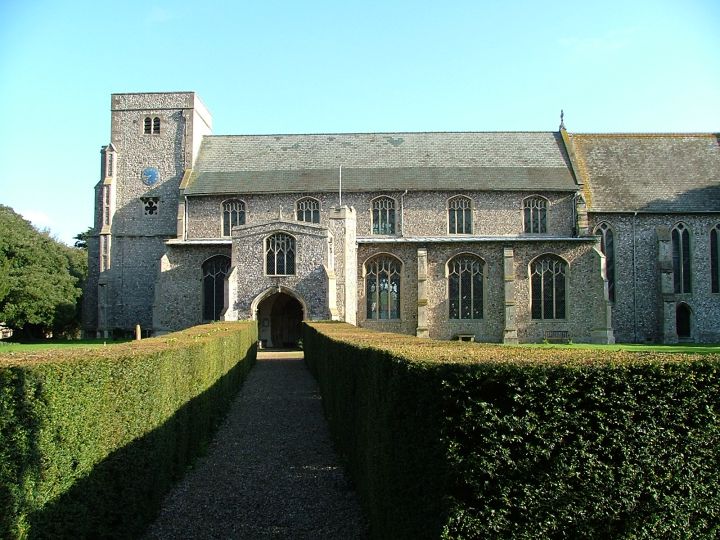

left=400, top=189, right=408, bottom=236
left=184, top=195, right=189, bottom=240
left=632, top=212, right=638, bottom=342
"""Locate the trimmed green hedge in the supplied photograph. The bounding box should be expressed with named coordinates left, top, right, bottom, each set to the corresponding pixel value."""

left=304, top=323, right=720, bottom=539
left=0, top=322, right=257, bottom=539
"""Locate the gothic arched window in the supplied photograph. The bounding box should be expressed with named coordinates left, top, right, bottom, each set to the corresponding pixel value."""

left=672, top=223, right=691, bottom=293
left=365, top=255, right=401, bottom=319
left=448, top=254, right=484, bottom=319
left=222, top=199, right=246, bottom=237
left=448, top=196, right=472, bottom=234
left=530, top=255, right=567, bottom=319
left=523, top=196, right=548, bottom=233
left=371, top=196, right=396, bottom=235
left=595, top=222, right=616, bottom=302
left=266, top=233, right=296, bottom=275
left=202, top=255, right=230, bottom=321
left=710, top=223, right=719, bottom=293
left=296, top=197, right=320, bottom=223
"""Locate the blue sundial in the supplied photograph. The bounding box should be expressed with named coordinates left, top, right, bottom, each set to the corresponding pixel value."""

left=141, top=167, right=160, bottom=186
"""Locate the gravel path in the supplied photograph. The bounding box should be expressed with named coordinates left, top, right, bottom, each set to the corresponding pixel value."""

left=144, top=351, right=368, bottom=539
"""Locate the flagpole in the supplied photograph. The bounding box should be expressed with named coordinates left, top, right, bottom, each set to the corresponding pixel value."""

left=339, top=165, right=343, bottom=206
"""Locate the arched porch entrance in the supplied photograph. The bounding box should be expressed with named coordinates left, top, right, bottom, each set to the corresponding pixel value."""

left=254, top=290, right=304, bottom=349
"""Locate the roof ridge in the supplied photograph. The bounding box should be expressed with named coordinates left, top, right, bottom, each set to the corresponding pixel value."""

left=203, top=131, right=562, bottom=138
left=570, top=132, right=719, bottom=138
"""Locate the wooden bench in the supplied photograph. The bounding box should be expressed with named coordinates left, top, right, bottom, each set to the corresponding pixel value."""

left=544, top=330, right=570, bottom=344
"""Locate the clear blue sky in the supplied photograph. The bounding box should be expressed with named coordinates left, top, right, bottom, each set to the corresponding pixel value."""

left=1, top=0, right=718, bottom=245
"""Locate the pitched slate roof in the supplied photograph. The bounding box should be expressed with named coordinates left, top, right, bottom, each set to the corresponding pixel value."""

left=184, top=132, right=576, bottom=195
left=568, top=133, right=720, bottom=213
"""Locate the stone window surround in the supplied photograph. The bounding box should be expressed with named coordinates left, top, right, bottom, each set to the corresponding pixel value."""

left=522, top=195, right=549, bottom=234
left=143, top=116, right=161, bottom=135
left=362, top=252, right=404, bottom=320
left=447, top=195, right=473, bottom=235
left=295, top=196, right=321, bottom=224
left=445, top=251, right=486, bottom=319
left=529, top=253, right=569, bottom=320
left=201, top=254, right=231, bottom=322
left=265, top=231, right=297, bottom=276
left=594, top=221, right=616, bottom=303
left=370, top=195, right=398, bottom=236
left=221, top=198, right=247, bottom=237
left=141, top=196, right=160, bottom=216
left=710, top=223, right=719, bottom=294
left=671, top=221, right=692, bottom=294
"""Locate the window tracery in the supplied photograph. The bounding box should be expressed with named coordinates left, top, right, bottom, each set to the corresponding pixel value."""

left=296, top=197, right=320, bottom=223
left=523, top=196, right=547, bottom=233
left=202, top=255, right=230, bottom=321
left=595, top=222, right=615, bottom=302
left=530, top=255, right=567, bottom=319
left=672, top=222, right=691, bottom=293
left=371, top=196, right=396, bottom=235
left=266, top=233, right=296, bottom=275
left=448, top=255, right=484, bottom=319
left=448, top=196, right=472, bottom=234
left=365, top=255, right=401, bottom=319
left=222, top=199, right=246, bottom=236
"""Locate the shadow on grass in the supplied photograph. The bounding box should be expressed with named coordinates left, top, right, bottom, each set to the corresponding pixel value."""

left=26, top=353, right=255, bottom=539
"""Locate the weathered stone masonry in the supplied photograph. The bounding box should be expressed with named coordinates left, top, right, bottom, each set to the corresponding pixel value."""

left=85, top=92, right=719, bottom=344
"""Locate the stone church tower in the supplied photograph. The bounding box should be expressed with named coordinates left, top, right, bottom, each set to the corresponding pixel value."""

left=85, top=93, right=212, bottom=336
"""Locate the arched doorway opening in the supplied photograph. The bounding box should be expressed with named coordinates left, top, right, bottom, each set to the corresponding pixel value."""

left=676, top=303, right=692, bottom=340
left=256, top=292, right=303, bottom=348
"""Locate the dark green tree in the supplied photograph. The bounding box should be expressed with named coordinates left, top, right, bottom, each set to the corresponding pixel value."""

left=0, top=205, right=87, bottom=338
left=73, top=227, right=93, bottom=249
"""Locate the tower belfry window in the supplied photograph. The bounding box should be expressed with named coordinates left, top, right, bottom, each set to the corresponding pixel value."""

left=144, top=116, right=161, bottom=134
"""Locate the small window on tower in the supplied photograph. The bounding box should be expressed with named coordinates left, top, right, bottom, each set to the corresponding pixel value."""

left=153, top=117, right=160, bottom=134
left=144, top=117, right=152, bottom=134
left=141, top=197, right=159, bottom=216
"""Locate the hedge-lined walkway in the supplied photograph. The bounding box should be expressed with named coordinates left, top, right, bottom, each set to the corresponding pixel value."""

left=144, top=351, right=368, bottom=539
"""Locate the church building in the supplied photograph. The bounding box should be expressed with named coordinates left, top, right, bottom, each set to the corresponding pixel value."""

left=84, top=92, right=720, bottom=345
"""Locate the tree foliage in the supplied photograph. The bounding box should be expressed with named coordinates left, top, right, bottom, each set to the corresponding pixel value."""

left=0, top=205, right=88, bottom=337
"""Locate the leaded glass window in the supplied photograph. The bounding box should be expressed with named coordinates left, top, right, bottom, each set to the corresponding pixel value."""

left=222, top=199, right=246, bottom=236
left=711, top=224, right=719, bottom=293
left=144, top=117, right=152, bottom=134
left=152, top=117, right=160, bottom=134
left=266, top=233, right=295, bottom=275
left=448, top=255, right=484, bottom=319
left=372, top=197, right=396, bottom=235
left=366, top=255, right=401, bottom=319
left=530, top=255, right=567, bottom=319
left=595, top=222, right=615, bottom=302
left=523, top=196, right=547, bottom=233
left=202, top=255, right=230, bottom=321
left=672, top=223, right=691, bottom=293
left=448, top=196, right=472, bottom=234
left=296, top=197, right=320, bottom=223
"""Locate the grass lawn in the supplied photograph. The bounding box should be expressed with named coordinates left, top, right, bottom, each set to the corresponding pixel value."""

left=0, top=339, right=130, bottom=354
left=516, top=342, right=720, bottom=354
